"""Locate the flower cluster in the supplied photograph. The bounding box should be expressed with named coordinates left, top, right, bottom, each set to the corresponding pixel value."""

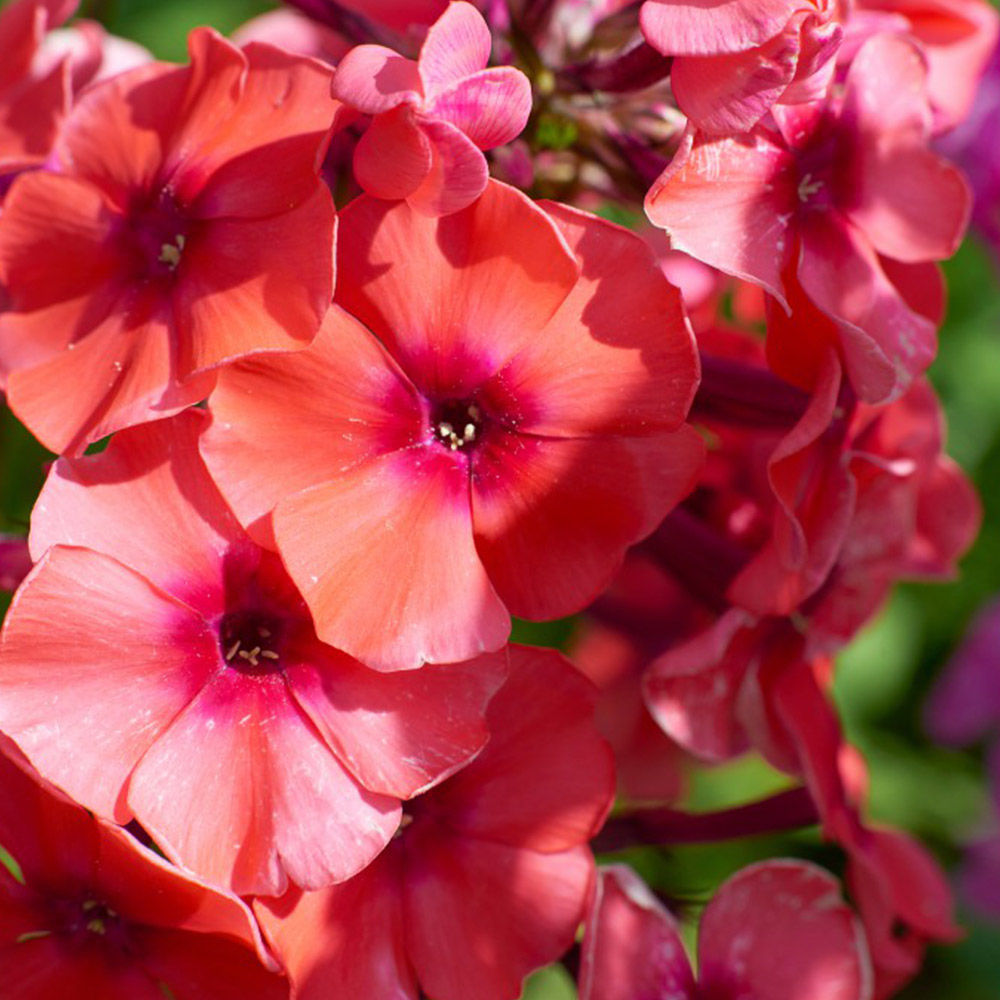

left=0, top=0, right=993, bottom=996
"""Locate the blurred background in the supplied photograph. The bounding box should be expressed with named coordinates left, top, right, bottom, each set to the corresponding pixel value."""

left=2, top=0, right=1000, bottom=995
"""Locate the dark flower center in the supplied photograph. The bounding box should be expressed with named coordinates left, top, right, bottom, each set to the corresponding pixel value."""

left=125, top=187, right=190, bottom=281
left=218, top=610, right=284, bottom=674
left=431, top=398, right=485, bottom=452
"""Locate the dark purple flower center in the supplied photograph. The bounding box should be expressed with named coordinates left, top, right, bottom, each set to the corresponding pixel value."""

left=218, top=610, right=285, bottom=675
left=430, top=397, right=485, bottom=453
left=124, top=187, right=190, bottom=282
left=32, top=895, right=130, bottom=953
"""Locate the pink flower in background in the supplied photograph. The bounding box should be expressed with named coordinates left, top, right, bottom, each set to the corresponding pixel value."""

left=580, top=861, right=872, bottom=1000
left=0, top=412, right=505, bottom=896
left=849, top=0, right=999, bottom=131
left=331, top=1, right=532, bottom=214
left=639, top=0, right=842, bottom=133
left=0, top=0, right=74, bottom=175
left=255, top=647, right=614, bottom=1000
left=646, top=33, right=970, bottom=402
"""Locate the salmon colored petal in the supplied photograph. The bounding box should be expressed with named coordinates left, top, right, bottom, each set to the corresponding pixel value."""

left=645, top=126, right=796, bottom=307
left=273, top=447, right=508, bottom=671
left=0, top=59, right=68, bottom=172
left=495, top=201, right=698, bottom=438
left=672, top=27, right=799, bottom=134
left=129, top=669, right=400, bottom=896
left=698, top=860, right=872, bottom=1000
left=184, top=40, right=338, bottom=217
left=331, top=44, right=421, bottom=113
left=30, top=411, right=244, bottom=615
left=0, top=546, right=216, bottom=823
left=798, top=215, right=934, bottom=403
left=55, top=60, right=184, bottom=200
left=579, top=866, right=696, bottom=1000
left=424, top=68, right=532, bottom=149
left=6, top=292, right=213, bottom=456
left=353, top=106, right=432, bottom=201
left=471, top=428, right=704, bottom=621
left=286, top=647, right=506, bottom=798
left=422, top=645, right=613, bottom=851
left=172, top=188, right=334, bottom=376
left=418, top=0, right=490, bottom=95
left=202, top=306, right=424, bottom=545
left=0, top=171, right=122, bottom=321
left=335, top=184, right=579, bottom=394
left=405, top=827, right=593, bottom=1000
left=640, top=0, right=796, bottom=55
left=407, top=118, right=488, bottom=216
left=254, top=853, right=417, bottom=1000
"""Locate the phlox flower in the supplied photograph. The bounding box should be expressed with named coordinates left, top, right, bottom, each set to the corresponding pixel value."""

left=0, top=27, right=341, bottom=455
left=580, top=862, right=872, bottom=1000
left=0, top=412, right=505, bottom=897
left=254, top=646, right=615, bottom=1000
left=201, top=180, right=704, bottom=671
left=646, top=33, right=970, bottom=403
left=0, top=742, right=287, bottom=998
left=639, top=0, right=842, bottom=133
left=331, top=1, right=532, bottom=215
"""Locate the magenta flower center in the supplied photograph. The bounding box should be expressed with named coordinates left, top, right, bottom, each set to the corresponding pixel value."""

left=123, top=187, right=190, bottom=281
left=218, top=610, right=284, bottom=674
left=431, top=398, right=485, bottom=452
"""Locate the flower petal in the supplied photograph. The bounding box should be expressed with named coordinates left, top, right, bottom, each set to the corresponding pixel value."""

left=640, top=0, right=797, bottom=56
left=424, top=67, right=532, bottom=149
left=287, top=646, right=506, bottom=799
left=405, top=828, right=593, bottom=1000
left=335, top=183, right=579, bottom=395
left=645, top=125, right=796, bottom=307
left=128, top=668, right=400, bottom=896
left=699, top=860, right=872, bottom=1000
left=0, top=546, right=216, bottom=823
left=493, top=201, right=699, bottom=438
left=418, top=0, right=491, bottom=95
left=579, top=866, right=696, bottom=1000
left=273, top=446, right=508, bottom=671
left=471, top=428, right=704, bottom=621
left=353, top=107, right=432, bottom=201
left=30, top=410, right=245, bottom=615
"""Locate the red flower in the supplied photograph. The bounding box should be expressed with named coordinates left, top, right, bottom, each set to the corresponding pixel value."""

left=0, top=27, right=341, bottom=454
left=202, top=180, right=703, bottom=671
left=255, top=646, right=615, bottom=1000
left=0, top=412, right=505, bottom=896
left=0, top=741, right=287, bottom=998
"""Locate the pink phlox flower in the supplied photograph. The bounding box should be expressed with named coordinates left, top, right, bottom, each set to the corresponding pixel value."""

left=331, top=0, right=532, bottom=215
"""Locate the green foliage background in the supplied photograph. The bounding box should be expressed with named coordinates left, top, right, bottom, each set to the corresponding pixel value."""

left=3, top=1, right=1000, bottom=995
